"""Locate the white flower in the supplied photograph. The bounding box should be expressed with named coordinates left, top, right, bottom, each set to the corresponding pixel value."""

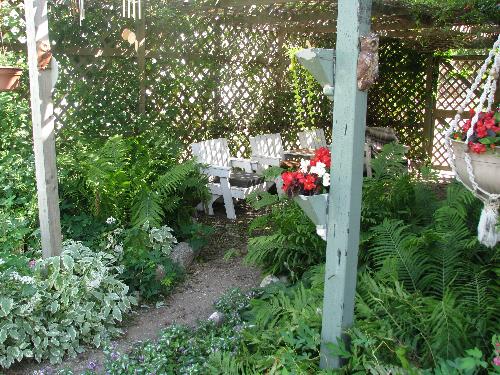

left=0, top=259, right=5, bottom=266
left=323, top=173, right=330, bottom=187
left=11, top=271, right=35, bottom=285
left=310, top=162, right=327, bottom=177
left=300, top=159, right=310, bottom=173
left=114, top=244, right=124, bottom=253
left=10, top=26, right=20, bottom=35
left=106, top=216, right=117, bottom=225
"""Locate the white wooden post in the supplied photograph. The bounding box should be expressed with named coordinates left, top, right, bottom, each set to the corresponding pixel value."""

left=320, top=0, right=373, bottom=369
left=25, top=0, right=62, bottom=258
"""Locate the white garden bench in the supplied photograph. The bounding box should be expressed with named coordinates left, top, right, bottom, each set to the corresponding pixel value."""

left=249, top=133, right=288, bottom=193
left=191, top=138, right=267, bottom=220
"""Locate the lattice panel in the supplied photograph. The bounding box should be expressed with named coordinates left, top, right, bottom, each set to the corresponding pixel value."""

left=41, top=1, right=489, bottom=169
left=435, top=58, right=485, bottom=111
left=431, top=116, right=453, bottom=169
left=367, top=40, right=430, bottom=163
left=432, top=57, right=486, bottom=170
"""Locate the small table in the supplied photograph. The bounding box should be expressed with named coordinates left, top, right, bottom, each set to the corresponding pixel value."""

left=283, top=148, right=316, bottom=161
left=281, top=148, right=316, bottom=169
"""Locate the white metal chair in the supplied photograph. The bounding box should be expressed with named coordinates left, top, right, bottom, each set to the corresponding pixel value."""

left=191, top=138, right=266, bottom=220
left=249, top=133, right=288, bottom=194
left=298, top=128, right=327, bottom=149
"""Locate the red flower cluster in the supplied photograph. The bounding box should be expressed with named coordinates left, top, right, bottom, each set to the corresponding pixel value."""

left=282, top=171, right=320, bottom=196
left=453, top=108, right=500, bottom=154
left=310, top=147, right=331, bottom=168
left=281, top=147, right=332, bottom=197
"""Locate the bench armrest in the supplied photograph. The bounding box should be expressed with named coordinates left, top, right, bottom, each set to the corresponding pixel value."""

left=201, top=166, right=231, bottom=178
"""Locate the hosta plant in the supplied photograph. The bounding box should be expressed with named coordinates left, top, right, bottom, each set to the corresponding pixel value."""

left=0, top=241, right=135, bottom=368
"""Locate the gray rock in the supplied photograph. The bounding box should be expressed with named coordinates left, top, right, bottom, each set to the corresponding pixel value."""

left=259, top=275, right=280, bottom=288
left=208, top=311, right=225, bottom=326
left=278, top=275, right=289, bottom=284
left=170, top=242, right=195, bottom=269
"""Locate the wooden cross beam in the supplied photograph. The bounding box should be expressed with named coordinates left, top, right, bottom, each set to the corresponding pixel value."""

left=24, top=0, right=62, bottom=258
left=320, top=0, right=372, bottom=369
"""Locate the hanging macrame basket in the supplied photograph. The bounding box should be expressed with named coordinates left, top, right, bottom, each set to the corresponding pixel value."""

left=445, top=34, right=500, bottom=248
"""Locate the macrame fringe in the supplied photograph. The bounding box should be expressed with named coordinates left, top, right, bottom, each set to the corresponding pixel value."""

left=478, top=201, right=499, bottom=248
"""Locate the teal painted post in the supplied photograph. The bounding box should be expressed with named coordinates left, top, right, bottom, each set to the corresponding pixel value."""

left=320, top=0, right=373, bottom=369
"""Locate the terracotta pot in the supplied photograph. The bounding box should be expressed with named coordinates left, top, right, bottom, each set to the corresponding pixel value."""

left=0, top=67, right=22, bottom=91
left=294, top=193, right=329, bottom=240
left=451, top=140, right=500, bottom=194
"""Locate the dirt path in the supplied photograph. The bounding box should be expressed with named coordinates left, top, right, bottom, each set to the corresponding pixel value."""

left=5, top=204, right=261, bottom=375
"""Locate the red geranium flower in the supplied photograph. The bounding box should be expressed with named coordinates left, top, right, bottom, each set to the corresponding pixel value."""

left=456, top=107, right=499, bottom=154
left=469, top=142, right=487, bottom=154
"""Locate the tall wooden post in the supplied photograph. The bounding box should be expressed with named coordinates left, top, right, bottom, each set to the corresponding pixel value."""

left=25, top=0, right=62, bottom=258
left=320, top=0, right=372, bottom=369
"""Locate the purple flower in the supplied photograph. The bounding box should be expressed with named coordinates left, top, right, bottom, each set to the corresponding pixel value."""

left=138, top=355, right=145, bottom=363
left=28, top=259, right=36, bottom=269
left=87, top=361, right=98, bottom=371
left=110, top=352, right=119, bottom=361
left=493, top=356, right=500, bottom=367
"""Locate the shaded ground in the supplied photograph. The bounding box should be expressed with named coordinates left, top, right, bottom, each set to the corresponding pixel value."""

left=5, top=202, right=261, bottom=375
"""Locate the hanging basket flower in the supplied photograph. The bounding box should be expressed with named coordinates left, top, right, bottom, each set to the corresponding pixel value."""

left=0, top=66, right=22, bottom=91
left=451, top=108, right=500, bottom=194
left=445, top=35, right=500, bottom=248
left=281, top=147, right=332, bottom=241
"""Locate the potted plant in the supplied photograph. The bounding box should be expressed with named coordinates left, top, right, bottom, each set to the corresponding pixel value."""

left=281, top=147, right=331, bottom=240
left=0, top=50, right=22, bottom=91
left=451, top=107, right=500, bottom=194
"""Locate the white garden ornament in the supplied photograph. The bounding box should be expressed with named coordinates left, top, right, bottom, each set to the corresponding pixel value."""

left=445, top=34, right=500, bottom=248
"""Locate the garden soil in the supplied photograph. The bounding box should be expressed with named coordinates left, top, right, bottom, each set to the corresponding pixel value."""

left=5, top=202, right=261, bottom=375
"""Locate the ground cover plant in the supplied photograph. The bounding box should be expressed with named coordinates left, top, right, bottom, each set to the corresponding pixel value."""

left=0, top=241, right=135, bottom=369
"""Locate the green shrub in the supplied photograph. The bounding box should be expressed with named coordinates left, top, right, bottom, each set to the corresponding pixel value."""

left=98, top=223, right=183, bottom=302
left=58, top=133, right=210, bottom=234
left=245, top=193, right=326, bottom=280
left=0, top=241, right=135, bottom=368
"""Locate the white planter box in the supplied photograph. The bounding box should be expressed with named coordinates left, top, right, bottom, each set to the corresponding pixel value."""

left=294, top=193, right=329, bottom=241
left=451, top=140, right=500, bottom=194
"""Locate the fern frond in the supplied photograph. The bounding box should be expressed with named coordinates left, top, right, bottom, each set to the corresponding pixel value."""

left=156, top=159, right=198, bottom=196
left=207, top=351, right=255, bottom=375
left=246, top=191, right=279, bottom=210
left=426, top=292, right=469, bottom=360
left=131, top=188, right=163, bottom=227
left=370, top=219, right=426, bottom=292
left=370, top=143, right=407, bottom=180
left=422, top=205, right=477, bottom=298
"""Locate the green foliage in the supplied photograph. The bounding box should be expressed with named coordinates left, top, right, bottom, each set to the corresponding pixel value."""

left=60, top=134, right=209, bottom=233
left=0, top=92, right=38, bottom=253
left=0, top=242, right=135, bottom=369
left=176, top=221, right=215, bottom=252
left=245, top=192, right=326, bottom=280
left=349, top=183, right=498, bottom=371
left=396, top=0, right=499, bottom=24
left=103, top=224, right=183, bottom=301
left=61, top=289, right=260, bottom=375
